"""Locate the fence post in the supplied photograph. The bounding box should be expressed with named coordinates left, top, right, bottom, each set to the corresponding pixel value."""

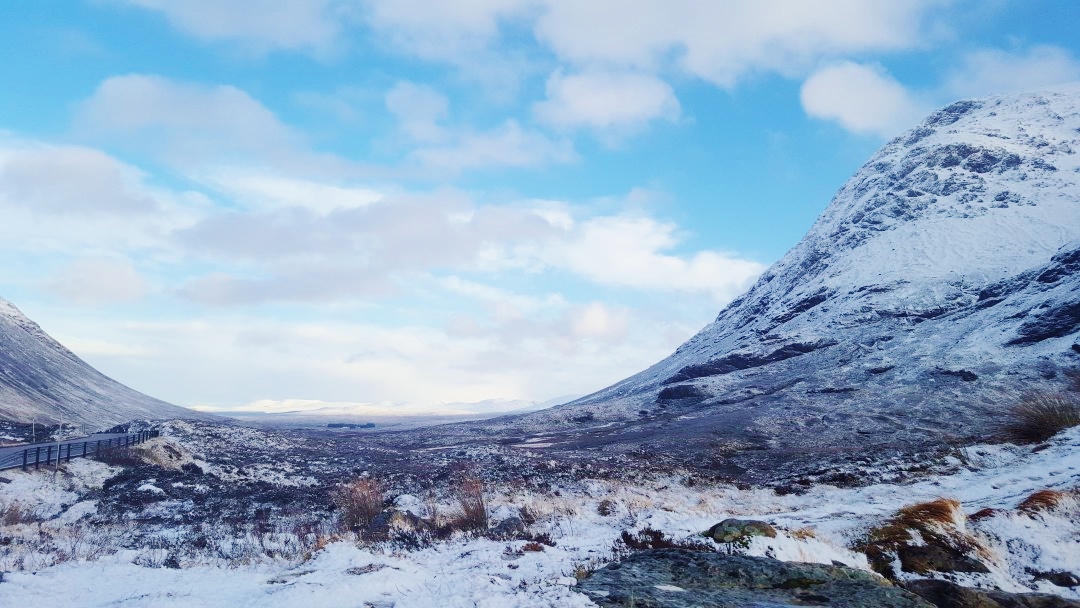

left=22, top=449, right=27, bottom=471
left=35, top=446, right=41, bottom=469
left=45, top=446, right=52, bottom=469
left=83, top=441, right=88, bottom=458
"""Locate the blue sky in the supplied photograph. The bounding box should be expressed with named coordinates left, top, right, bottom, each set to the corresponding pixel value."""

left=1, top=0, right=1079, bottom=411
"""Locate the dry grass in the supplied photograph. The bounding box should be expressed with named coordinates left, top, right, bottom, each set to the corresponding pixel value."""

left=452, top=477, right=488, bottom=531
left=967, top=507, right=1000, bottom=522
left=1017, top=489, right=1074, bottom=513
left=895, top=498, right=962, bottom=527
left=1001, top=392, right=1080, bottom=444
left=332, top=477, right=384, bottom=531
left=1, top=501, right=34, bottom=526
left=859, top=497, right=974, bottom=577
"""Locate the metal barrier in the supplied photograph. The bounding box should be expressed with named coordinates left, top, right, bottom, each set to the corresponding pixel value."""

left=0, top=430, right=160, bottom=472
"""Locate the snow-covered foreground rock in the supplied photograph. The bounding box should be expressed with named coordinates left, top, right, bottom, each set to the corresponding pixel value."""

left=1, top=426, right=1077, bottom=607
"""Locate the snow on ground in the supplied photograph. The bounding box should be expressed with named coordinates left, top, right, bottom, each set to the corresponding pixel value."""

left=1, top=428, right=1077, bottom=606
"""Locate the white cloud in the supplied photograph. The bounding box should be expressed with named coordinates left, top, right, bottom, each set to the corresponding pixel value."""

left=800, top=61, right=929, bottom=137
left=0, top=144, right=158, bottom=215
left=535, top=0, right=940, bottom=86
left=175, top=191, right=561, bottom=305
left=409, top=120, right=575, bottom=173
left=533, top=70, right=680, bottom=135
left=0, top=140, right=208, bottom=257
left=567, top=301, right=630, bottom=341
left=195, top=170, right=385, bottom=214
left=362, top=0, right=530, bottom=61
left=440, top=276, right=566, bottom=323
left=541, top=214, right=764, bottom=300
left=944, top=45, right=1080, bottom=99
left=358, top=1, right=942, bottom=87
left=66, top=314, right=678, bottom=406
left=119, top=0, right=347, bottom=56
left=45, top=257, right=148, bottom=305
left=73, top=74, right=345, bottom=174
left=385, top=81, right=450, bottom=143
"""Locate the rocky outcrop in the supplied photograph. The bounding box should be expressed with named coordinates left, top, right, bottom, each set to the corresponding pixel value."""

left=577, top=550, right=933, bottom=607
left=904, top=579, right=1080, bottom=608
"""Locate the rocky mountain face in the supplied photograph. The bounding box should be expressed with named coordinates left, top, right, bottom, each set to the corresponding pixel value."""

left=0, top=296, right=215, bottom=433
left=453, top=84, right=1080, bottom=478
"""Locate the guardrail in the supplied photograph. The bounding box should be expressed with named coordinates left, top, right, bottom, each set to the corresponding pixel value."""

left=0, top=430, right=160, bottom=472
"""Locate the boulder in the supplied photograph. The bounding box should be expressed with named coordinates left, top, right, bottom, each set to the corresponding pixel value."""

left=704, top=518, right=777, bottom=543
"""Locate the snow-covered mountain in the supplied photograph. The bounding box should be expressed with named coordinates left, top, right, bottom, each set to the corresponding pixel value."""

left=487, top=84, right=1080, bottom=468
left=0, top=296, right=215, bottom=432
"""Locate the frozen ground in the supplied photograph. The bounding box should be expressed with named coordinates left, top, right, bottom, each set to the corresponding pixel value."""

left=0, top=424, right=1077, bottom=607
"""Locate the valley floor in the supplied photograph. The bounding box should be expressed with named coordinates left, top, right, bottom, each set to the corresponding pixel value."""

left=0, top=423, right=1078, bottom=607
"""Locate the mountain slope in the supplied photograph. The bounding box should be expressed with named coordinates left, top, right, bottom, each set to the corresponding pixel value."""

left=443, top=84, right=1080, bottom=475
left=0, top=297, right=215, bottom=432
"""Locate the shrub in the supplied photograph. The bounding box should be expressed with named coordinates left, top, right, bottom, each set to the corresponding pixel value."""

left=1, top=501, right=33, bottom=526
left=619, top=527, right=713, bottom=552
left=596, top=499, right=616, bottom=517
left=93, top=447, right=146, bottom=467
left=1001, top=392, right=1080, bottom=444
left=452, top=477, right=488, bottom=531
left=332, top=477, right=383, bottom=531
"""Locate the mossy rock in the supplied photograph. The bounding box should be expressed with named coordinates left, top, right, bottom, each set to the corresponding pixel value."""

left=704, top=518, right=778, bottom=543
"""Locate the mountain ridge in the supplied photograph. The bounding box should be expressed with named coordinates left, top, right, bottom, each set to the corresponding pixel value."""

left=0, top=295, right=217, bottom=432
left=419, top=83, right=1080, bottom=478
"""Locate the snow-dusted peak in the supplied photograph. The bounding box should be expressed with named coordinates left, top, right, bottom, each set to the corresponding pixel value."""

left=503, top=85, right=1080, bottom=473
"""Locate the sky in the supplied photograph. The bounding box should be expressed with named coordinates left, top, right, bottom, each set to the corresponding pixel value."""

left=1, top=1, right=1079, bottom=412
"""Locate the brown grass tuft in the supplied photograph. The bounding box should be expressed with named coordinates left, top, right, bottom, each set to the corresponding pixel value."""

left=1001, top=392, right=1080, bottom=444
left=332, top=477, right=383, bottom=531
left=1017, top=489, right=1072, bottom=513
left=452, top=477, right=488, bottom=531
left=859, top=498, right=972, bottom=578
left=967, top=508, right=1000, bottom=522
left=894, top=498, right=961, bottom=528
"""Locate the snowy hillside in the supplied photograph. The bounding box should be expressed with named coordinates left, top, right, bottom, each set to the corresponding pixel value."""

left=0, top=296, right=215, bottom=432
left=456, top=84, right=1080, bottom=475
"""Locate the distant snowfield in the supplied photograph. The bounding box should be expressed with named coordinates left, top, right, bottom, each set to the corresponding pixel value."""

left=194, top=395, right=578, bottom=418
left=1, top=428, right=1077, bottom=607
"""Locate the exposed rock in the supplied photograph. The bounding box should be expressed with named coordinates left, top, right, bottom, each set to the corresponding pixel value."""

left=657, top=384, right=711, bottom=402
left=488, top=516, right=527, bottom=539
left=904, top=578, right=1080, bottom=608
left=577, top=550, right=934, bottom=607
left=365, top=509, right=428, bottom=540
left=1033, top=571, right=1080, bottom=589
left=896, top=544, right=990, bottom=575
left=704, top=518, right=777, bottom=543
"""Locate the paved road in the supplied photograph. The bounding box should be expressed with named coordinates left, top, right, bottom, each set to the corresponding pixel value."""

left=0, top=433, right=133, bottom=471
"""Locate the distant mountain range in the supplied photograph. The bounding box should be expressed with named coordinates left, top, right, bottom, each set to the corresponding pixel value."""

left=0, top=297, right=216, bottom=432
left=442, top=84, right=1080, bottom=477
